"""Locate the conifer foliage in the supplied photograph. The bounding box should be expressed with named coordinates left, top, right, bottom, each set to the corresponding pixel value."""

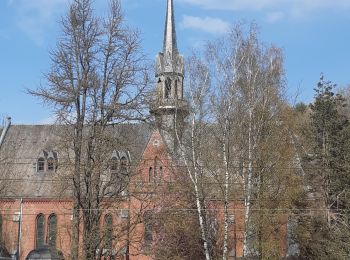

left=296, top=74, right=350, bottom=259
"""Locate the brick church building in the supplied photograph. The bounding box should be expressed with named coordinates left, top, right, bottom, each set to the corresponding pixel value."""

left=0, top=0, right=292, bottom=259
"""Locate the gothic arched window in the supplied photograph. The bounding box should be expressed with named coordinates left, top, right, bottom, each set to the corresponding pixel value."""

left=149, top=167, right=153, bottom=182
left=175, top=79, right=178, bottom=99
left=36, top=214, right=45, bottom=248
left=48, top=214, right=57, bottom=247
left=143, top=211, right=153, bottom=246
left=160, top=166, right=163, bottom=179
left=37, top=158, right=45, bottom=172
left=154, top=158, right=158, bottom=181
left=104, top=214, right=113, bottom=252
left=110, top=157, right=118, bottom=172
left=165, top=78, right=172, bottom=99
left=0, top=214, right=2, bottom=244
left=120, top=157, right=128, bottom=173
left=47, top=158, right=55, bottom=171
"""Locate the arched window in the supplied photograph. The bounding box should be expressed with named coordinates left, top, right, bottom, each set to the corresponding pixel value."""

left=154, top=158, right=158, bottom=181
left=160, top=166, right=163, bottom=179
left=143, top=211, right=153, bottom=246
left=175, top=80, right=178, bottom=99
left=48, top=214, right=57, bottom=247
left=110, top=157, right=118, bottom=172
left=153, top=157, right=162, bottom=182
left=148, top=167, right=153, bottom=182
left=0, top=214, right=2, bottom=244
left=104, top=214, right=113, bottom=251
left=37, top=158, right=45, bottom=172
left=120, top=157, right=128, bottom=173
left=47, top=158, right=55, bottom=171
left=36, top=214, right=45, bottom=248
left=165, top=78, right=171, bottom=99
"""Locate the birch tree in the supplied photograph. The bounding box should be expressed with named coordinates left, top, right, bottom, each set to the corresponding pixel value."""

left=174, top=52, right=213, bottom=260
left=207, top=24, right=301, bottom=258
left=205, top=24, right=249, bottom=259
left=238, top=30, right=301, bottom=258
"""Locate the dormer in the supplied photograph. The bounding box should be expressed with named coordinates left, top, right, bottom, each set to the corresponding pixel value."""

left=109, top=150, right=131, bottom=175
left=36, top=150, right=58, bottom=172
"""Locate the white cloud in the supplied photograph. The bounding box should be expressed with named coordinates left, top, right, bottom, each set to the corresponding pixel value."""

left=11, top=0, right=70, bottom=46
left=178, top=0, right=350, bottom=21
left=178, top=0, right=350, bottom=11
left=181, top=15, right=230, bottom=34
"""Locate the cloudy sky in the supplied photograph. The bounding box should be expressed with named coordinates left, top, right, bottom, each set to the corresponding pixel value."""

left=0, top=0, right=350, bottom=124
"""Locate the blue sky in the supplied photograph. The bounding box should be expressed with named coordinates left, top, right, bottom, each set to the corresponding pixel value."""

left=0, top=0, right=350, bottom=124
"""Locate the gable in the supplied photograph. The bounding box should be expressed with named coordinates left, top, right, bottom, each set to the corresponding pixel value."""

left=136, top=129, right=177, bottom=182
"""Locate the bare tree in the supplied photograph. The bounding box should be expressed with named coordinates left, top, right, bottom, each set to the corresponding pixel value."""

left=206, top=25, right=245, bottom=259
left=167, top=23, right=300, bottom=259
left=229, top=25, right=300, bottom=258
left=173, top=52, right=213, bottom=260
left=28, top=0, right=149, bottom=259
left=200, top=24, right=301, bottom=258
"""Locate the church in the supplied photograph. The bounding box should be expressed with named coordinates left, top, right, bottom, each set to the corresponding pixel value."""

left=0, top=0, right=291, bottom=259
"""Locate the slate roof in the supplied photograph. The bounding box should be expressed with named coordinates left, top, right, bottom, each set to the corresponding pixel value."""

left=0, top=124, right=153, bottom=198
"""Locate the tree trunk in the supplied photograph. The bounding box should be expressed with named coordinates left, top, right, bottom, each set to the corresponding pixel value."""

left=176, top=114, right=212, bottom=260
left=243, top=109, right=253, bottom=257
left=222, top=134, right=230, bottom=260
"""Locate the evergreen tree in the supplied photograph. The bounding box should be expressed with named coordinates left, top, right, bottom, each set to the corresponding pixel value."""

left=310, top=73, right=350, bottom=213
left=297, top=74, right=350, bottom=259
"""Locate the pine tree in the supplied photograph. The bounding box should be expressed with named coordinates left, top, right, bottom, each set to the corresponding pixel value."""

left=310, top=74, right=350, bottom=214
left=297, top=74, right=350, bottom=259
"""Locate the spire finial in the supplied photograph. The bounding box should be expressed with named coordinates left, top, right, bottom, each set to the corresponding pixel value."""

left=163, top=0, right=178, bottom=55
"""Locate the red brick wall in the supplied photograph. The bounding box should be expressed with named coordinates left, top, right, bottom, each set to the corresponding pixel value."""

left=0, top=199, right=72, bottom=260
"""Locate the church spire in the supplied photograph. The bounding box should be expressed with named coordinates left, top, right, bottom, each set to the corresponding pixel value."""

left=163, top=0, right=178, bottom=56
left=151, top=0, right=188, bottom=153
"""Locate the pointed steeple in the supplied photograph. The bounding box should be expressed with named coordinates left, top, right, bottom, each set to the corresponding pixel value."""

left=163, top=0, right=178, bottom=56
left=151, top=0, right=188, bottom=153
